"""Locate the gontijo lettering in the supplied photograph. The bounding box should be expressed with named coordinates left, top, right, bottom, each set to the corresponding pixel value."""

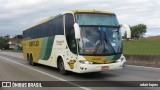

left=29, top=41, right=39, bottom=46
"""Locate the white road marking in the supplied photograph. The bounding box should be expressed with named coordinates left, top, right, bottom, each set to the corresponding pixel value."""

left=0, top=55, right=92, bottom=90
left=127, top=65, right=160, bottom=70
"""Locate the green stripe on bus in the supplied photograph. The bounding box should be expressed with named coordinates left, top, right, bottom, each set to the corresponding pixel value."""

left=106, top=54, right=121, bottom=62
left=39, top=36, right=54, bottom=60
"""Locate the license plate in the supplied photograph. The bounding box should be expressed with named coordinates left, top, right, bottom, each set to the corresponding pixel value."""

left=101, top=66, right=109, bottom=70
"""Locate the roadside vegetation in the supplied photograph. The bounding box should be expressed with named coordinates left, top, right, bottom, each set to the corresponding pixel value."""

left=123, top=37, right=160, bottom=55
left=123, top=23, right=160, bottom=55
left=0, top=37, right=9, bottom=50
left=0, top=35, right=22, bottom=51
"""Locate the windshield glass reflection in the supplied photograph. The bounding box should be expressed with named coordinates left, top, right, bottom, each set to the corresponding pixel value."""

left=79, top=26, right=122, bottom=55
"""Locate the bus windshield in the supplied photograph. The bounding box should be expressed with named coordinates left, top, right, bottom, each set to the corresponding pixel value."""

left=75, top=13, right=122, bottom=55
left=75, top=13, right=119, bottom=26
left=78, top=26, right=122, bottom=55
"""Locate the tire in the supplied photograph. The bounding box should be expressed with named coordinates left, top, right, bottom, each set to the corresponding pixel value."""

left=58, top=58, right=67, bottom=75
left=29, top=55, right=36, bottom=66
left=28, top=56, right=32, bottom=65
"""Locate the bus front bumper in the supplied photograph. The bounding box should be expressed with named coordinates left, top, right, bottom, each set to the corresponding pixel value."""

left=76, top=59, right=126, bottom=73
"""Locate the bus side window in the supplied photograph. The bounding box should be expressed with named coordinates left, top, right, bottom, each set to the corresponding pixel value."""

left=48, top=20, right=54, bottom=36
left=53, top=16, right=64, bottom=35
left=65, top=14, right=77, bottom=54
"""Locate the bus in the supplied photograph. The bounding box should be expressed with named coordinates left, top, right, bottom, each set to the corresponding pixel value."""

left=23, top=10, right=131, bottom=74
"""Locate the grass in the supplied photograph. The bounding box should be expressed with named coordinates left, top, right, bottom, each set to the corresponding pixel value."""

left=123, top=38, right=160, bottom=55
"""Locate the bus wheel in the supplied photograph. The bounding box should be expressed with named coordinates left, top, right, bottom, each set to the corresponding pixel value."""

left=58, top=58, right=67, bottom=75
left=29, top=55, right=36, bottom=66
left=27, top=54, right=31, bottom=65
left=28, top=56, right=32, bottom=65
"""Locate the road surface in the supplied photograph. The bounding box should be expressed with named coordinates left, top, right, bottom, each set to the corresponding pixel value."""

left=0, top=51, right=160, bottom=90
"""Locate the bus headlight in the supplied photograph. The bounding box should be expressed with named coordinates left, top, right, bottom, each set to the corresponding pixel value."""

left=116, top=57, right=125, bottom=63
left=79, top=60, right=93, bottom=64
left=116, top=59, right=122, bottom=63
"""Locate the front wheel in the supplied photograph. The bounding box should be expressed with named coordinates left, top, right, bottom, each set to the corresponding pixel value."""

left=58, top=58, right=67, bottom=75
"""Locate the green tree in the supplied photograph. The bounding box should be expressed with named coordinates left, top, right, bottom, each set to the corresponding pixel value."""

left=130, top=24, right=147, bottom=39
left=0, top=37, right=9, bottom=50
left=14, top=35, right=22, bottom=39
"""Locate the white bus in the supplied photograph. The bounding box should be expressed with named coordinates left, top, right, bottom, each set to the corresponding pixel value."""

left=23, top=10, right=131, bottom=74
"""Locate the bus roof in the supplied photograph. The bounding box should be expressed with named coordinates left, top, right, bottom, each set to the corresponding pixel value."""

left=24, top=10, right=114, bottom=31
left=71, top=10, right=114, bottom=14
left=23, top=16, right=54, bottom=32
left=34, top=16, right=54, bottom=26
left=33, top=10, right=114, bottom=28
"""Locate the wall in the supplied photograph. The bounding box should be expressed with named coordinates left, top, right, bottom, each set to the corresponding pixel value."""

left=124, top=54, right=160, bottom=67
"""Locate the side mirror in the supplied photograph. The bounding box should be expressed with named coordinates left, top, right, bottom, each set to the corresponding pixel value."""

left=74, top=23, right=81, bottom=39
left=120, top=24, right=131, bottom=39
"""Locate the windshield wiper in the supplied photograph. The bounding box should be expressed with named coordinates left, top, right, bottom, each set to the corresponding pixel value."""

left=102, top=31, right=116, bottom=54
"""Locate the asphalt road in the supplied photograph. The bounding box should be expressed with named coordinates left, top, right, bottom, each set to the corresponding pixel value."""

left=0, top=51, right=160, bottom=90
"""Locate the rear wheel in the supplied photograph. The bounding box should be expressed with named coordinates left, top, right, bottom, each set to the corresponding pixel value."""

left=28, top=55, right=36, bottom=66
left=58, top=58, right=67, bottom=75
left=27, top=55, right=32, bottom=65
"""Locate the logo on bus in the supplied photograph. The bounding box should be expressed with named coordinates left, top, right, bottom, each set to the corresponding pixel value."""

left=92, top=58, right=101, bottom=60
left=68, top=60, right=76, bottom=69
left=29, top=41, right=39, bottom=47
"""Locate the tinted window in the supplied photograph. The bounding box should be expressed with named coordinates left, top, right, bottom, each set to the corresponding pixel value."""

left=54, top=16, right=64, bottom=35
left=23, top=15, right=64, bottom=39
left=75, top=13, right=119, bottom=26
left=65, top=14, right=77, bottom=54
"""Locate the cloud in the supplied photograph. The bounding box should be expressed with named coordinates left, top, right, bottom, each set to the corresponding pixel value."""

left=146, top=29, right=160, bottom=37
left=0, top=0, right=160, bottom=36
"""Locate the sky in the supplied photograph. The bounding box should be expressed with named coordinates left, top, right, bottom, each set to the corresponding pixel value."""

left=0, top=0, right=160, bottom=37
